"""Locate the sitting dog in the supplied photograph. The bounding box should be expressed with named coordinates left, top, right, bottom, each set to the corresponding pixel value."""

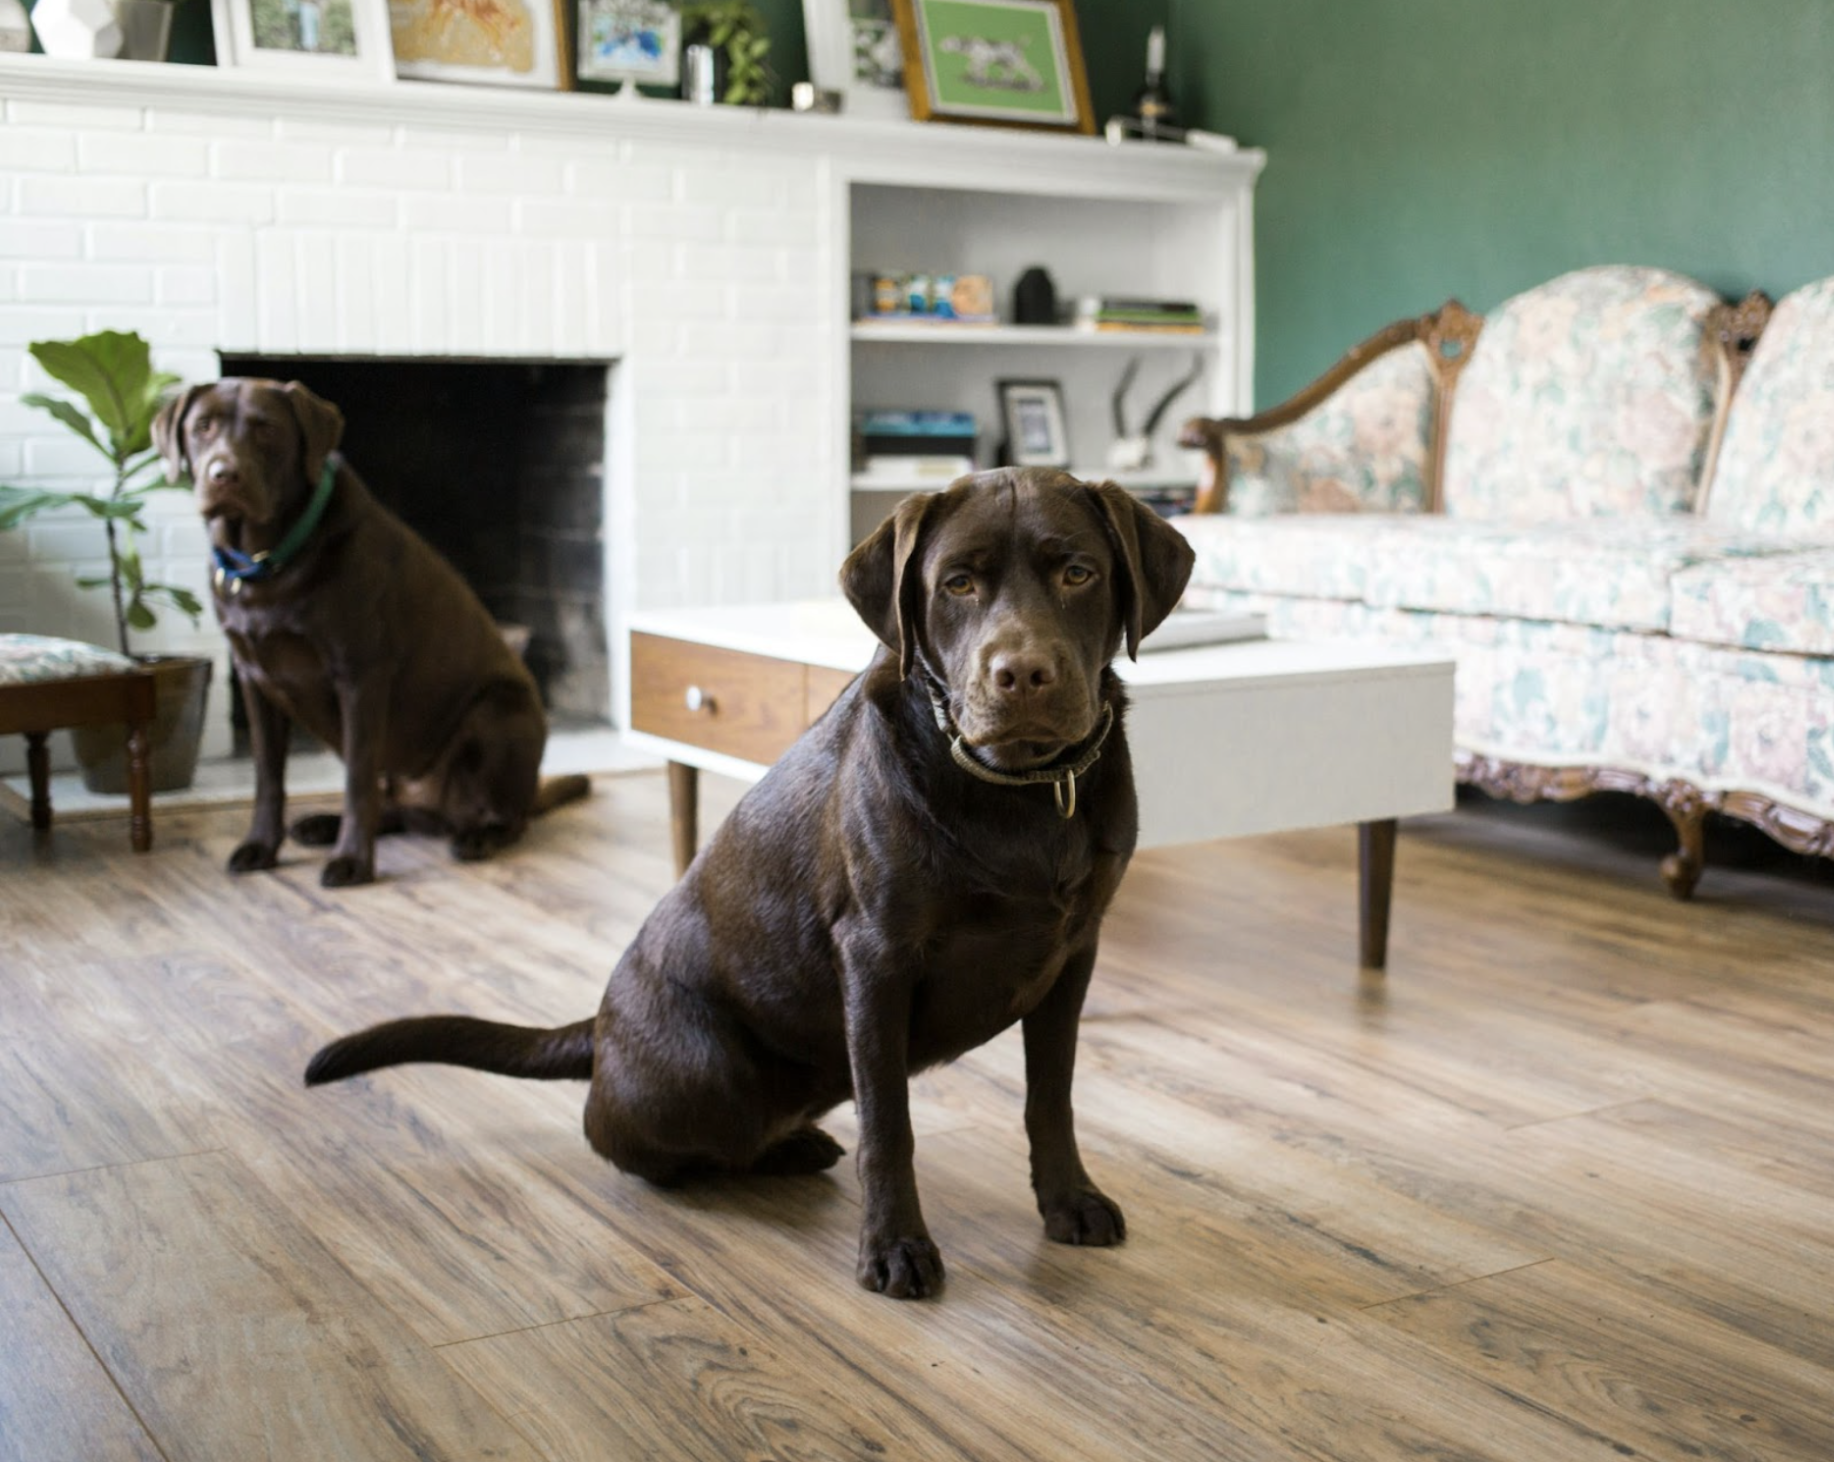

left=305, top=468, right=1195, bottom=1297
left=154, top=379, right=589, bottom=887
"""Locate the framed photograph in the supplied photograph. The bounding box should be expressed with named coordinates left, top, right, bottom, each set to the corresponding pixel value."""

left=805, top=0, right=909, bottom=119
left=210, top=0, right=395, bottom=80
left=998, top=378, right=1070, bottom=468
left=387, top=0, right=573, bottom=89
left=892, top=0, right=1093, bottom=134
left=577, top=0, right=679, bottom=86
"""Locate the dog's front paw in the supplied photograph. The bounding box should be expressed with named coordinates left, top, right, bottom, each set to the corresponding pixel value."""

left=1040, top=1187, right=1127, bottom=1246
left=857, top=1233, right=944, bottom=1299
left=227, top=840, right=279, bottom=874
left=320, top=854, right=376, bottom=888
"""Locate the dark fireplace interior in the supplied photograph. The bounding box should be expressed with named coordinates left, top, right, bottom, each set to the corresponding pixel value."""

left=216, top=356, right=611, bottom=743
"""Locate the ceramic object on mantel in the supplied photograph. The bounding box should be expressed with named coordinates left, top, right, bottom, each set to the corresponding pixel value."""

left=115, top=0, right=174, bottom=59
left=0, top=0, right=32, bottom=52
left=30, top=0, right=125, bottom=56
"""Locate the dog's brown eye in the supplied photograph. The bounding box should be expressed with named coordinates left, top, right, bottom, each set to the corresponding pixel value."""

left=943, top=573, right=975, bottom=596
left=1063, top=564, right=1095, bottom=587
left=193, top=415, right=216, bottom=434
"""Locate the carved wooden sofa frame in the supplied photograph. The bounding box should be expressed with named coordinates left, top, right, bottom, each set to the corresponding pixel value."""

left=1178, top=290, right=1806, bottom=900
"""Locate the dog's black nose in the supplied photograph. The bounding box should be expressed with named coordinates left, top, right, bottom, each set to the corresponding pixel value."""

left=206, top=458, right=239, bottom=485
left=991, top=652, right=1056, bottom=695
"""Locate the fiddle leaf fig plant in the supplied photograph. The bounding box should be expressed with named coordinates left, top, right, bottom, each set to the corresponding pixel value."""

left=0, top=331, right=203, bottom=656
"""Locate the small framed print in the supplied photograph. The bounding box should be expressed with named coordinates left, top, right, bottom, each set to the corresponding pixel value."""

left=893, top=0, right=1093, bottom=135
left=211, top=0, right=395, bottom=81
left=999, top=378, right=1070, bottom=468
left=577, top=0, right=680, bottom=87
left=387, top=0, right=573, bottom=89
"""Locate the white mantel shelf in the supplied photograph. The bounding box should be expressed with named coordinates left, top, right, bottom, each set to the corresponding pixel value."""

left=0, top=53, right=1266, bottom=199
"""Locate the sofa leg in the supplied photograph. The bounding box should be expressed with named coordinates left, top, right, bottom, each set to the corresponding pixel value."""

left=1657, top=786, right=1706, bottom=901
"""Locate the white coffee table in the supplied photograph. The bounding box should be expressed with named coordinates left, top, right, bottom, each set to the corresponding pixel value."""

left=625, top=600, right=1454, bottom=969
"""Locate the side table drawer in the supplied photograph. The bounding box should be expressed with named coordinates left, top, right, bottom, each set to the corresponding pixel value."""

left=630, top=633, right=808, bottom=764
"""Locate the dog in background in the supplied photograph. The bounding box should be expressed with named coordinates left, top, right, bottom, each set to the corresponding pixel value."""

left=305, top=468, right=1195, bottom=1298
left=155, top=378, right=589, bottom=887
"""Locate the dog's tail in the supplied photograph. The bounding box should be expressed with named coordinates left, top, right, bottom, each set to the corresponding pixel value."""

left=304, top=1015, right=596, bottom=1087
left=533, top=773, right=592, bottom=816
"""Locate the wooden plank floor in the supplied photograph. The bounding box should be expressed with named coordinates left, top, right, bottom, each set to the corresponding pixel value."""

left=3, top=775, right=1833, bottom=1461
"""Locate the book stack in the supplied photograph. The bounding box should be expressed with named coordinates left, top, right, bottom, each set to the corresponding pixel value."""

left=855, top=410, right=978, bottom=486
left=1074, top=296, right=1208, bottom=334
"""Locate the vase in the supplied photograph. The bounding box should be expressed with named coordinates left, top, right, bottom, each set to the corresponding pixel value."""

left=113, top=0, right=173, bottom=60
left=28, top=0, right=124, bottom=57
left=0, top=0, right=32, bottom=53
left=71, top=654, right=213, bottom=794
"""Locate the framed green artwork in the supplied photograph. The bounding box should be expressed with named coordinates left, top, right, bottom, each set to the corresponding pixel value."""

left=892, top=0, right=1093, bottom=135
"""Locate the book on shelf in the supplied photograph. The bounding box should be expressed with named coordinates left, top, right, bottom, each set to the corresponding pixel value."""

left=857, top=454, right=977, bottom=483
left=857, top=409, right=978, bottom=462
left=1073, top=295, right=1208, bottom=333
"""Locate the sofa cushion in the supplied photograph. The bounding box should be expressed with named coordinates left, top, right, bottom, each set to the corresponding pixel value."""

left=1224, top=343, right=1435, bottom=515
left=1670, top=547, right=1834, bottom=656
left=1173, top=513, right=1401, bottom=602
left=1705, top=276, right=1834, bottom=536
left=1442, top=266, right=1724, bottom=523
left=1363, top=518, right=1791, bottom=632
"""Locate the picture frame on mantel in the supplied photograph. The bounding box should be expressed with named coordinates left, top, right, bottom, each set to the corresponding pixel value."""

left=805, top=0, right=910, bottom=120
left=891, top=0, right=1093, bottom=135
left=387, top=0, right=574, bottom=89
left=576, top=0, right=680, bottom=88
left=210, top=0, right=396, bottom=81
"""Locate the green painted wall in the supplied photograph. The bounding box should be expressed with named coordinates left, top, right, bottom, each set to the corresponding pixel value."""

left=1170, top=0, right=1834, bottom=406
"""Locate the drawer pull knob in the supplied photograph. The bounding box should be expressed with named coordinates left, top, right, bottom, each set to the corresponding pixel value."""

left=684, top=685, right=713, bottom=713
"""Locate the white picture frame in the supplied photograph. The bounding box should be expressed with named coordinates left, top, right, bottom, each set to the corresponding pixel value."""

left=999, top=378, right=1070, bottom=468
left=804, top=0, right=909, bottom=120
left=211, top=0, right=396, bottom=82
left=576, top=0, right=680, bottom=87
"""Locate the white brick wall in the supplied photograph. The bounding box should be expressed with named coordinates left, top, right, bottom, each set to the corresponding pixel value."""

left=1, top=94, right=840, bottom=768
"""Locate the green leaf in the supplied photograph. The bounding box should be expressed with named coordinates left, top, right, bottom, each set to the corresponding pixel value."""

left=28, top=332, right=166, bottom=460
left=125, top=600, right=157, bottom=632
left=75, top=575, right=114, bottom=590
left=21, top=393, right=111, bottom=460
left=145, top=583, right=204, bottom=625
left=0, top=484, right=84, bottom=529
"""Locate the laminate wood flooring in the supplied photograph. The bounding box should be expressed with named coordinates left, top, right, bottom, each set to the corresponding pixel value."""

left=3, top=777, right=1831, bottom=1461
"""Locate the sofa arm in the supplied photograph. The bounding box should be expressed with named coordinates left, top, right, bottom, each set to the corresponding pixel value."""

left=1181, top=304, right=1477, bottom=515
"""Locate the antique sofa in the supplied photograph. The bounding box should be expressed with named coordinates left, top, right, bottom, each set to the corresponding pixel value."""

left=1176, top=264, right=1834, bottom=897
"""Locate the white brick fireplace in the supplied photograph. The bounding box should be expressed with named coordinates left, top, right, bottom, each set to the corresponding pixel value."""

left=0, top=54, right=1262, bottom=772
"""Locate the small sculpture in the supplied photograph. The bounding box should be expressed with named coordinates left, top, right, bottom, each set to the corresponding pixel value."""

left=1108, top=353, right=1206, bottom=473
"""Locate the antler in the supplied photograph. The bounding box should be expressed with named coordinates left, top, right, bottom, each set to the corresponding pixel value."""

left=1140, top=352, right=1207, bottom=439
left=1110, top=355, right=1141, bottom=439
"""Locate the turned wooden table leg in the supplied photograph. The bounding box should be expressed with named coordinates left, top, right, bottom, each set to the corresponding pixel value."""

left=26, top=730, right=51, bottom=832
left=1358, top=818, right=1398, bottom=971
left=126, top=720, right=152, bottom=853
left=667, top=760, right=698, bottom=878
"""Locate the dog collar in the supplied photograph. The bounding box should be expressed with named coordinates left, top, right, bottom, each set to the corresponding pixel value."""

left=211, top=459, right=337, bottom=596
left=924, top=681, right=1115, bottom=820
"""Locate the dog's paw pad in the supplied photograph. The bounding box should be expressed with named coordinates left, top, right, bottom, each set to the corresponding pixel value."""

left=289, top=814, right=341, bottom=847
left=857, top=1235, right=944, bottom=1299
left=1042, top=1188, right=1127, bottom=1246
left=751, top=1126, right=846, bottom=1175
left=227, top=841, right=279, bottom=873
left=321, top=856, right=375, bottom=888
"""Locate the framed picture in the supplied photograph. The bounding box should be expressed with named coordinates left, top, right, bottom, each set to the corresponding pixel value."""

left=805, top=0, right=909, bottom=119
left=210, top=0, right=395, bottom=80
left=387, top=0, right=573, bottom=89
left=998, top=378, right=1070, bottom=468
left=892, top=0, right=1093, bottom=134
left=576, top=0, right=679, bottom=86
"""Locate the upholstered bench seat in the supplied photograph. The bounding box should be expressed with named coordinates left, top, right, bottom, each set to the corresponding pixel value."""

left=0, top=634, right=156, bottom=852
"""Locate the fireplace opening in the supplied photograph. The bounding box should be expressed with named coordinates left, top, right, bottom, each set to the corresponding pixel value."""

left=215, top=356, right=612, bottom=747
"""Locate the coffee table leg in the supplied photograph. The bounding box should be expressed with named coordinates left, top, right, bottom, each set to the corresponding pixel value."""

left=668, top=760, right=698, bottom=878
left=126, top=720, right=152, bottom=853
left=1358, top=818, right=1397, bottom=970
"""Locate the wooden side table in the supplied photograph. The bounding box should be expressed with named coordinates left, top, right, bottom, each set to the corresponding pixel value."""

left=625, top=601, right=1455, bottom=971
left=0, top=637, right=158, bottom=853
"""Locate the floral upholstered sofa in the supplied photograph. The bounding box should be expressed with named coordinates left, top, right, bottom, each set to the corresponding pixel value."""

left=1176, top=265, right=1834, bottom=897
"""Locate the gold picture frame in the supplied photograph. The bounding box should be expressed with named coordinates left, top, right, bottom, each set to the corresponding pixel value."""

left=892, top=0, right=1093, bottom=135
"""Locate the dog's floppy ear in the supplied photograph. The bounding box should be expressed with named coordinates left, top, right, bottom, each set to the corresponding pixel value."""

left=151, top=383, right=208, bottom=483
left=280, top=381, right=345, bottom=483
left=1086, top=480, right=1197, bottom=658
left=840, top=491, right=938, bottom=678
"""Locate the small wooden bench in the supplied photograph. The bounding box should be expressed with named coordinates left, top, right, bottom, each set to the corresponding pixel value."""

left=0, top=635, right=157, bottom=852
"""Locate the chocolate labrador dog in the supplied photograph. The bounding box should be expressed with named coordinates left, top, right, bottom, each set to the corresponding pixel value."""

left=154, top=379, right=588, bottom=887
left=305, top=468, right=1194, bottom=1297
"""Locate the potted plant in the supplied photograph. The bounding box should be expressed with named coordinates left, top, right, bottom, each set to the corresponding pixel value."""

left=0, top=331, right=212, bottom=793
left=682, top=0, right=772, bottom=106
